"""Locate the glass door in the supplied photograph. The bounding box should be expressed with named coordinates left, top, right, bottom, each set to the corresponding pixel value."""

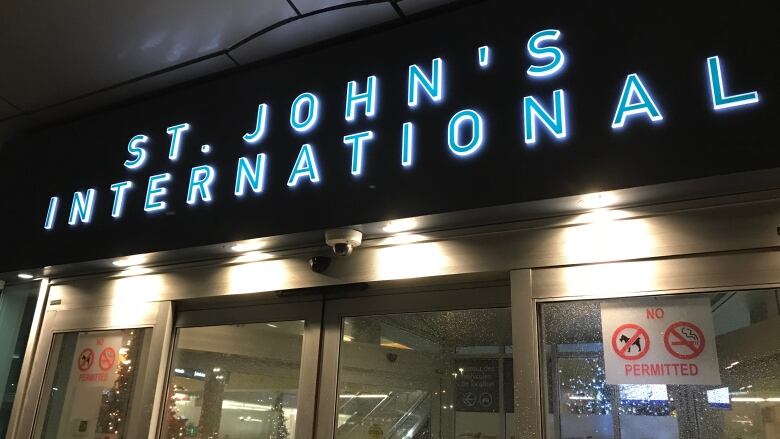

left=12, top=301, right=172, bottom=439
left=537, top=289, right=780, bottom=439
left=38, top=328, right=152, bottom=438
left=316, top=284, right=517, bottom=439
left=157, top=299, right=322, bottom=439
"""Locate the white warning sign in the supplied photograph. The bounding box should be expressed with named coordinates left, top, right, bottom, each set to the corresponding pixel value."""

left=601, top=297, right=720, bottom=385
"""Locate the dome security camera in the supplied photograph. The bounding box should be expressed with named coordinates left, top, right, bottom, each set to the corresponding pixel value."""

left=308, top=256, right=331, bottom=273
left=325, top=229, right=363, bottom=257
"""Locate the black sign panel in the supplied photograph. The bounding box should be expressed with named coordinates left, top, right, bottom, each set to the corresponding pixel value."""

left=0, top=1, right=777, bottom=271
left=455, top=358, right=500, bottom=412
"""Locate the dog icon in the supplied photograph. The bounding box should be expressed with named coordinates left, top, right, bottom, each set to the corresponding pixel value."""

left=619, top=334, right=643, bottom=352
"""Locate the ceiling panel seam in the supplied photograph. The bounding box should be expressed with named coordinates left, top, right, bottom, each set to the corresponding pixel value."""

left=389, top=0, right=406, bottom=19
left=0, top=96, right=22, bottom=112
left=285, top=0, right=303, bottom=16
left=0, top=52, right=231, bottom=124
left=225, top=52, right=242, bottom=67
left=0, top=0, right=410, bottom=125
left=226, top=0, right=393, bottom=51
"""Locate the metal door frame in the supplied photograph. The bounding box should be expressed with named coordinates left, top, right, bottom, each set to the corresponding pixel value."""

left=9, top=298, right=172, bottom=439
left=155, top=297, right=323, bottom=439
left=314, top=283, right=512, bottom=438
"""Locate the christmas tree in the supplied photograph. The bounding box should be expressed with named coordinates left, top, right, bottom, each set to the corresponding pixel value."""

left=269, top=393, right=290, bottom=439
left=96, top=332, right=138, bottom=436
left=162, top=385, right=187, bottom=439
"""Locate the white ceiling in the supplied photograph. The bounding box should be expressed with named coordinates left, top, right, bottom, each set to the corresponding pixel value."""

left=0, top=0, right=457, bottom=144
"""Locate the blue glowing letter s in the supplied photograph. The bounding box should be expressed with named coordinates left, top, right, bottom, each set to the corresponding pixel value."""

left=527, top=29, right=565, bottom=78
left=124, top=135, right=148, bottom=169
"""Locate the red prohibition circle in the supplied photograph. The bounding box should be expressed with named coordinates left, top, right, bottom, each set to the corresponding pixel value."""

left=664, top=321, right=705, bottom=360
left=99, top=347, right=116, bottom=371
left=78, top=348, right=94, bottom=371
left=611, top=323, right=650, bottom=361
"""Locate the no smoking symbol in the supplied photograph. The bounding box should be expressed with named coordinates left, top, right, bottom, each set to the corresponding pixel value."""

left=611, top=323, right=650, bottom=361
left=99, top=347, right=116, bottom=371
left=664, top=321, right=705, bottom=360
left=78, top=348, right=94, bottom=371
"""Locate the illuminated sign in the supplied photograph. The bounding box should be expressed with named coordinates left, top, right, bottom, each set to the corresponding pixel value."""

left=40, top=29, right=761, bottom=230
left=0, top=1, right=774, bottom=273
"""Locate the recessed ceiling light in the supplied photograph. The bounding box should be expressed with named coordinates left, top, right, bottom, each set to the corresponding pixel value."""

left=234, top=251, right=271, bottom=263
left=112, top=255, right=146, bottom=267
left=17, top=273, right=34, bottom=279
left=383, top=218, right=417, bottom=233
left=577, top=192, right=616, bottom=209
left=231, top=240, right=265, bottom=252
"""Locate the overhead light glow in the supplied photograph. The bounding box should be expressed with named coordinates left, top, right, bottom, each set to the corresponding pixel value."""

left=17, top=273, right=34, bottom=279
left=381, top=233, right=427, bottom=246
left=383, top=218, right=417, bottom=233
left=112, top=255, right=147, bottom=267
left=577, top=192, right=616, bottom=209
left=119, top=267, right=152, bottom=277
left=231, top=240, right=265, bottom=252
left=234, top=251, right=271, bottom=263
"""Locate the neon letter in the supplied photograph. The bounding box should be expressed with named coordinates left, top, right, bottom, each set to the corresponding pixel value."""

left=145, top=173, right=171, bottom=212
left=234, top=154, right=267, bottom=196
left=401, top=122, right=414, bottom=167
left=110, top=181, right=133, bottom=218
left=527, top=29, right=565, bottom=78
left=243, top=103, right=269, bottom=143
left=707, top=56, right=759, bottom=110
left=448, top=110, right=484, bottom=156
left=612, top=74, right=663, bottom=129
left=523, top=89, right=567, bottom=145
left=343, top=131, right=374, bottom=176
left=124, top=135, right=148, bottom=169
left=408, top=58, right=443, bottom=108
left=290, top=93, right=319, bottom=133
left=187, top=165, right=215, bottom=205
left=44, top=196, right=59, bottom=230
left=345, top=76, right=377, bottom=122
left=167, top=123, right=191, bottom=161
left=479, top=46, right=490, bottom=68
left=68, top=189, right=97, bottom=225
left=287, top=144, right=321, bottom=187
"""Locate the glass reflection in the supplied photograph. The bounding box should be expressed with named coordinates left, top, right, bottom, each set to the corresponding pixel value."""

left=336, top=308, right=514, bottom=439
left=161, top=321, right=304, bottom=439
